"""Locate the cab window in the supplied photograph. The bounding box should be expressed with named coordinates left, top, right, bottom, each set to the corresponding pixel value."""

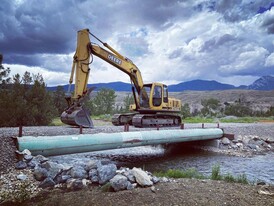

left=153, top=86, right=162, bottom=106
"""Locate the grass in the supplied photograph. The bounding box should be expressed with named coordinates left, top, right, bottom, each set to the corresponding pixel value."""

left=154, top=164, right=249, bottom=185
left=183, top=116, right=274, bottom=123
left=154, top=168, right=205, bottom=179
left=49, top=118, right=65, bottom=126
left=50, top=115, right=274, bottom=126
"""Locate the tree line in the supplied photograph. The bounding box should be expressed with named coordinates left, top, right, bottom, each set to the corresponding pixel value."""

left=0, top=55, right=129, bottom=127
left=0, top=53, right=273, bottom=127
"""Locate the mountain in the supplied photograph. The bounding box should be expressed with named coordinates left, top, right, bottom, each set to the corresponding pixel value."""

left=247, top=76, right=274, bottom=90
left=168, top=80, right=235, bottom=92
left=47, top=76, right=274, bottom=92
left=47, top=81, right=132, bottom=92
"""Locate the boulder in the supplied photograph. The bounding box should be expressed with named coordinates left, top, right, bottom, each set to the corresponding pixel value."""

left=97, top=164, right=117, bottom=185
left=127, top=182, right=137, bottom=190
left=69, top=166, right=88, bottom=179
left=24, top=154, right=33, bottom=163
left=39, top=177, right=55, bottom=188
left=33, top=167, right=48, bottom=181
left=132, top=167, right=153, bottom=187
left=22, top=149, right=31, bottom=156
left=266, top=137, right=274, bottom=144
left=151, top=176, right=160, bottom=184
left=85, top=160, right=102, bottom=171
left=54, top=174, right=71, bottom=184
left=221, top=137, right=231, bottom=145
left=123, top=170, right=136, bottom=183
left=89, top=169, right=99, bottom=183
left=110, top=174, right=129, bottom=191
left=236, top=143, right=244, bottom=150
left=247, top=144, right=258, bottom=150
left=27, top=161, right=36, bottom=169
left=32, top=155, right=49, bottom=164
left=66, top=179, right=84, bottom=190
left=41, top=161, right=65, bottom=179
left=15, top=160, right=27, bottom=170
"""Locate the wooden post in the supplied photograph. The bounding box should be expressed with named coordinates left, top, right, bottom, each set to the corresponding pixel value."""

left=124, top=124, right=129, bottom=132
left=202, top=123, right=204, bottom=128
left=180, top=123, right=184, bottom=129
left=18, top=125, right=23, bottom=137
left=80, top=126, right=83, bottom=134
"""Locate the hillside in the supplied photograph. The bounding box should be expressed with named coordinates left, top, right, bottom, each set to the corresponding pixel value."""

left=114, top=90, right=274, bottom=112
left=48, top=76, right=274, bottom=92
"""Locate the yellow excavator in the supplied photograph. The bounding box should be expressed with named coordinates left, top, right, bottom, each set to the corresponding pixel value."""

left=61, top=29, right=181, bottom=128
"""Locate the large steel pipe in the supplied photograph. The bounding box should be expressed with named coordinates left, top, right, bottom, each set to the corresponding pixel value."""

left=16, top=128, right=223, bottom=156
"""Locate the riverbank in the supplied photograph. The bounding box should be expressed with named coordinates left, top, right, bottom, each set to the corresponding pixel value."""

left=2, top=177, right=274, bottom=206
left=1, top=123, right=274, bottom=205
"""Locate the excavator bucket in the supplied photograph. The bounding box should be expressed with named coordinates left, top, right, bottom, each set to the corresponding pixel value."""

left=60, top=107, right=94, bottom=128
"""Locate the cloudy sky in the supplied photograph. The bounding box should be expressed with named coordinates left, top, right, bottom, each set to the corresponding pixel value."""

left=1, top=0, right=274, bottom=86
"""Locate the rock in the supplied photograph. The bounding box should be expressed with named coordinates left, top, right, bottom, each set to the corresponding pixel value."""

left=27, top=161, right=37, bottom=169
left=32, top=155, right=49, bottom=164
left=126, top=182, right=136, bottom=190
left=161, top=177, right=169, bottom=183
left=69, top=166, right=88, bottom=179
left=236, top=143, right=244, bottom=149
left=97, top=164, right=117, bottom=185
left=66, top=179, right=84, bottom=190
left=39, top=177, right=55, bottom=188
left=247, top=144, right=258, bottom=150
left=231, top=144, right=238, bottom=149
left=257, top=181, right=266, bottom=186
left=15, top=160, right=27, bottom=170
left=82, top=179, right=91, bottom=187
left=110, top=174, right=128, bottom=191
left=24, top=154, right=33, bottom=162
left=132, top=167, right=153, bottom=187
left=89, top=169, right=99, bottom=183
left=17, top=173, right=27, bottom=181
left=22, top=149, right=31, bottom=156
left=232, top=139, right=238, bottom=144
left=266, top=137, right=274, bottom=144
left=221, top=137, right=231, bottom=145
left=151, top=176, right=160, bottom=184
left=252, top=136, right=260, bottom=141
left=123, top=170, right=136, bottom=183
left=150, top=186, right=156, bottom=193
left=85, top=160, right=101, bottom=171
left=41, top=161, right=65, bottom=179
left=54, top=174, right=71, bottom=184
left=33, top=167, right=49, bottom=181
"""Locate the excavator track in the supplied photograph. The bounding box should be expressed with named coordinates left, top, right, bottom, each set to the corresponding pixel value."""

left=132, top=113, right=181, bottom=128
left=111, top=113, right=136, bottom=126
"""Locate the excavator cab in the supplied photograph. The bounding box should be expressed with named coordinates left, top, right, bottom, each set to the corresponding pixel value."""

left=139, top=83, right=165, bottom=109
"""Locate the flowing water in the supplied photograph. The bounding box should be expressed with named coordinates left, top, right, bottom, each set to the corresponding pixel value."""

left=50, top=145, right=274, bottom=185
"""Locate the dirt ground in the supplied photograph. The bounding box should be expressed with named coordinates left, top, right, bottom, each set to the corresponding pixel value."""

left=3, top=178, right=273, bottom=206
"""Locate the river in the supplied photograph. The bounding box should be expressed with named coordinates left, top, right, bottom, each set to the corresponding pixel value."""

left=49, top=144, right=274, bottom=185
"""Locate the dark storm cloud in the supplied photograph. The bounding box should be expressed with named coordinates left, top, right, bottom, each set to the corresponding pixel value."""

left=201, top=34, right=236, bottom=52
left=261, top=15, right=274, bottom=34
left=0, top=0, right=190, bottom=67
left=214, top=0, right=274, bottom=22
left=0, top=0, right=86, bottom=64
